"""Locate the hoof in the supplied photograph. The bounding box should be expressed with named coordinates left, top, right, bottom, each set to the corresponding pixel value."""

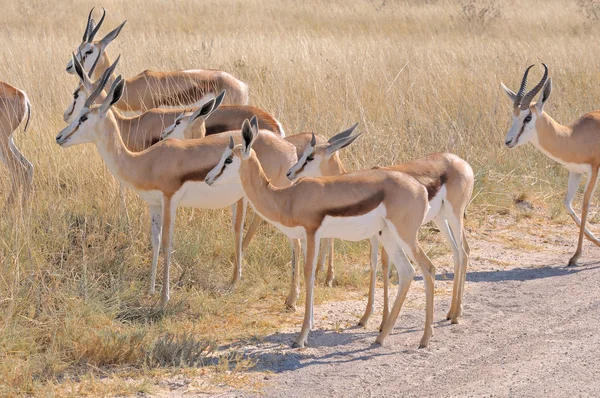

left=292, top=340, right=305, bottom=348
left=357, top=321, right=366, bottom=327
left=325, top=280, right=333, bottom=288
left=418, top=344, right=427, bottom=349
left=450, top=317, right=459, bottom=325
left=567, top=260, right=579, bottom=267
left=284, top=301, right=297, bottom=312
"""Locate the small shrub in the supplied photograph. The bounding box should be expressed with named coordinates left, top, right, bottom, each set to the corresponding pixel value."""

left=459, top=0, right=502, bottom=26
left=146, top=333, right=216, bottom=367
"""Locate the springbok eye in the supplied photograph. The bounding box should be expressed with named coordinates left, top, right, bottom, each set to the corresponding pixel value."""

left=80, top=114, right=88, bottom=122
left=175, top=120, right=180, bottom=125
left=85, top=50, right=93, bottom=55
left=524, top=114, right=532, bottom=123
left=307, top=155, right=314, bottom=161
left=224, top=158, right=233, bottom=164
left=73, top=92, right=78, bottom=99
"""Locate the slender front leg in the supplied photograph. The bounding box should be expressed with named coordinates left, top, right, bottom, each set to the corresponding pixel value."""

left=569, top=167, right=599, bottom=266
left=316, top=238, right=328, bottom=276
left=564, top=172, right=600, bottom=245
left=285, top=238, right=302, bottom=310
left=148, top=205, right=162, bottom=295
left=159, top=196, right=177, bottom=308
left=294, top=232, right=319, bottom=348
left=379, top=247, right=390, bottom=332
left=359, top=236, right=379, bottom=327
left=242, top=213, right=262, bottom=251
left=325, top=238, right=335, bottom=287
left=231, top=198, right=247, bottom=284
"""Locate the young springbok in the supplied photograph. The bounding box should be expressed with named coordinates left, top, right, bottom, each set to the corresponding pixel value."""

left=502, top=63, right=600, bottom=266
left=161, top=104, right=285, bottom=140
left=66, top=8, right=249, bottom=109
left=206, top=117, right=437, bottom=348
left=287, top=134, right=474, bottom=325
left=0, top=82, right=33, bottom=206
left=55, top=77, right=297, bottom=307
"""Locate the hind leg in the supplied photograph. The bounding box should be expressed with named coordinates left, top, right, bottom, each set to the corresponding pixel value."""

left=359, top=236, right=379, bottom=327
left=444, top=203, right=469, bottom=322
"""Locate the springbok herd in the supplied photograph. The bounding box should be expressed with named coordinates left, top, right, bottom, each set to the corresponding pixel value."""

left=2, top=8, right=600, bottom=348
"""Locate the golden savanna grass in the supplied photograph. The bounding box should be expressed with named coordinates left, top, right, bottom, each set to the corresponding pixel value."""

left=1, top=0, right=600, bottom=394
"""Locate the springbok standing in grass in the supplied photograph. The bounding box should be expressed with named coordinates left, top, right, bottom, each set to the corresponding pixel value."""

left=0, top=82, right=33, bottom=206
left=56, top=76, right=298, bottom=307
left=65, top=8, right=249, bottom=112
left=206, top=117, right=437, bottom=348
left=502, top=63, right=600, bottom=266
left=287, top=131, right=474, bottom=326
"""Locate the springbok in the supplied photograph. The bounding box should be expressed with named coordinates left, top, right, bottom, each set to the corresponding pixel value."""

left=161, top=104, right=285, bottom=140
left=286, top=134, right=474, bottom=326
left=0, top=82, right=33, bottom=206
left=66, top=8, right=249, bottom=111
left=206, top=117, right=437, bottom=348
left=55, top=76, right=298, bottom=307
left=502, top=64, right=600, bottom=266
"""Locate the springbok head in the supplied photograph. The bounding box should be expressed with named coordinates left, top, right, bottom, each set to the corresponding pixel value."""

left=286, top=123, right=362, bottom=180
left=160, top=90, right=226, bottom=141
left=57, top=70, right=125, bottom=148
left=64, top=53, right=121, bottom=123
left=65, top=8, right=126, bottom=78
left=205, top=116, right=259, bottom=186
left=501, top=63, right=552, bottom=148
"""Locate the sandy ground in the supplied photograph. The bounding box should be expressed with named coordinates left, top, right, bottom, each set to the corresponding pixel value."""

left=155, top=219, right=600, bottom=397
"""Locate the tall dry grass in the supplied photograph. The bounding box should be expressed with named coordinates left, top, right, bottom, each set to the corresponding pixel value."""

left=1, top=0, right=600, bottom=394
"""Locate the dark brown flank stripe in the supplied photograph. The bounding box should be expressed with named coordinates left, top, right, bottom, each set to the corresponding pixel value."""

left=205, top=124, right=231, bottom=136
left=423, top=173, right=448, bottom=201
left=179, top=165, right=217, bottom=185
left=322, top=190, right=384, bottom=218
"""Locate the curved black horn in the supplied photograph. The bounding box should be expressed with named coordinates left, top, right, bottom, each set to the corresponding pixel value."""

left=87, top=7, right=106, bottom=42
left=82, top=8, right=95, bottom=42
left=515, top=64, right=534, bottom=108
left=520, top=63, right=548, bottom=110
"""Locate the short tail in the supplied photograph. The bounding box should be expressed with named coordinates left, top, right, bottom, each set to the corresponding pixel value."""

left=23, top=96, right=31, bottom=133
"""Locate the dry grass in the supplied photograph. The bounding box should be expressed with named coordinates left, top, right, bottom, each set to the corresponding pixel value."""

left=1, top=0, right=600, bottom=394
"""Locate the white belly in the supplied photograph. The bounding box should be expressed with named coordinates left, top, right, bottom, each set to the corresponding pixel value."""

left=319, top=203, right=387, bottom=241
left=532, top=139, right=591, bottom=174
left=424, top=185, right=446, bottom=224
left=178, top=181, right=243, bottom=209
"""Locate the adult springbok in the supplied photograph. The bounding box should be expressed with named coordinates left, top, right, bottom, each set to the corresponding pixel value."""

left=66, top=8, right=249, bottom=111
left=0, top=82, right=33, bottom=206
left=206, top=117, right=437, bottom=348
left=56, top=76, right=297, bottom=307
left=287, top=135, right=474, bottom=326
left=68, top=55, right=280, bottom=151
left=502, top=63, right=600, bottom=266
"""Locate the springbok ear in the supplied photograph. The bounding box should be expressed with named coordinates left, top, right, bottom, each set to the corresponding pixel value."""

left=325, top=132, right=364, bottom=157
left=241, top=118, right=258, bottom=157
left=100, top=20, right=127, bottom=49
left=536, top=77, right=552, bottom=112
left=73, top=53, right=92, bottom=89
left=192, top=98, right=216, bottom=121
left=99, top=76, right=125, bottom=115
left=310, top=132, right=316, bottom=147
left=213, top=90, right=226, bottom=110
left=501, top=82, right=518, bottom=103
left=327, top=122, right=359, bottom=144
left=250, top=115, right=259, bottom=134
left=229, top=135, right=235, bottom=149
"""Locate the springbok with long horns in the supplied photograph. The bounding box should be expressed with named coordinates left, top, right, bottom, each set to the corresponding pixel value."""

left=0, top=82, right=33, bottom=206
left=501, top=63, right=600, bottom=266
left=56, top=76, right=298, bottom=306
left=66, top=8, right=249, bottom=109
left=206, top=117, right=437, bottom=348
